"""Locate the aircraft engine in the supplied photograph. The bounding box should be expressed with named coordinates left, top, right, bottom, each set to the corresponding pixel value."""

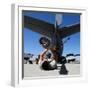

left=39, top=37, right=50, bottom=49
left=39, top=35, right=63, bottom=57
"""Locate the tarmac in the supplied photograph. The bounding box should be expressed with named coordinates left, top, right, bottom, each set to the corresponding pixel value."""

left=24, top=63, right=80, bottom=78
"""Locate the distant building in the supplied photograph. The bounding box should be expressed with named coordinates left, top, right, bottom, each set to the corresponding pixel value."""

left=24, top=53, right=35, bottom=64
left=66, top=53, right=80, bottom=63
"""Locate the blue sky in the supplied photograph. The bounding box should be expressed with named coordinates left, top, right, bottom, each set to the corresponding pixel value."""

left=23, top=11, right=80, bottom=57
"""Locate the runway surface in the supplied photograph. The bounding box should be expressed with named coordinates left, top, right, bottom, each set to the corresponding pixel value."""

left=24, top=63, right=80, bottom=78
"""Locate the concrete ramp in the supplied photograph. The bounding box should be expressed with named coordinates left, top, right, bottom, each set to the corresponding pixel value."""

left=24, top=63, right=80, bottom=78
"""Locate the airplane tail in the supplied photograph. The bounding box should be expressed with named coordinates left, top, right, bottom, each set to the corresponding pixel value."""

left=55, top=14, right=62, bottom=30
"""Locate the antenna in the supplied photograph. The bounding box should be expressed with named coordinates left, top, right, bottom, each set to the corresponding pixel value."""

left=63, top=37, right=70, bottom=44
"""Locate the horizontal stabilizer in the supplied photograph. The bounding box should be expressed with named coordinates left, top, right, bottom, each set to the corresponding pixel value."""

left=24, top=16, right=54, bottom=37
left=59, top=23, right=80, bottom=38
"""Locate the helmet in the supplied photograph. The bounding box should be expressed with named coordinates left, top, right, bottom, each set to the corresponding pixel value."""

left=49, top=59, right=57, bottom=69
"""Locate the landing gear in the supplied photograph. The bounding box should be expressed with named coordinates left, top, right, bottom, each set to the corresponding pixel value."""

left=59, top=64, right=68, bottom=75
left=58, top=56, right=68, bottom=75
left=59, top=56, right=67, bottom=64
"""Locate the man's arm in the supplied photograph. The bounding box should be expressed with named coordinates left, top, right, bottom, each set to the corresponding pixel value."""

left=39, top=49, right=48, bottom=61
left=38, top=49, right=48, bottom=64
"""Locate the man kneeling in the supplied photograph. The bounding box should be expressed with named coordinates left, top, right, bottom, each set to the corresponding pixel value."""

left=38, top=49, right=57, bottom=70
